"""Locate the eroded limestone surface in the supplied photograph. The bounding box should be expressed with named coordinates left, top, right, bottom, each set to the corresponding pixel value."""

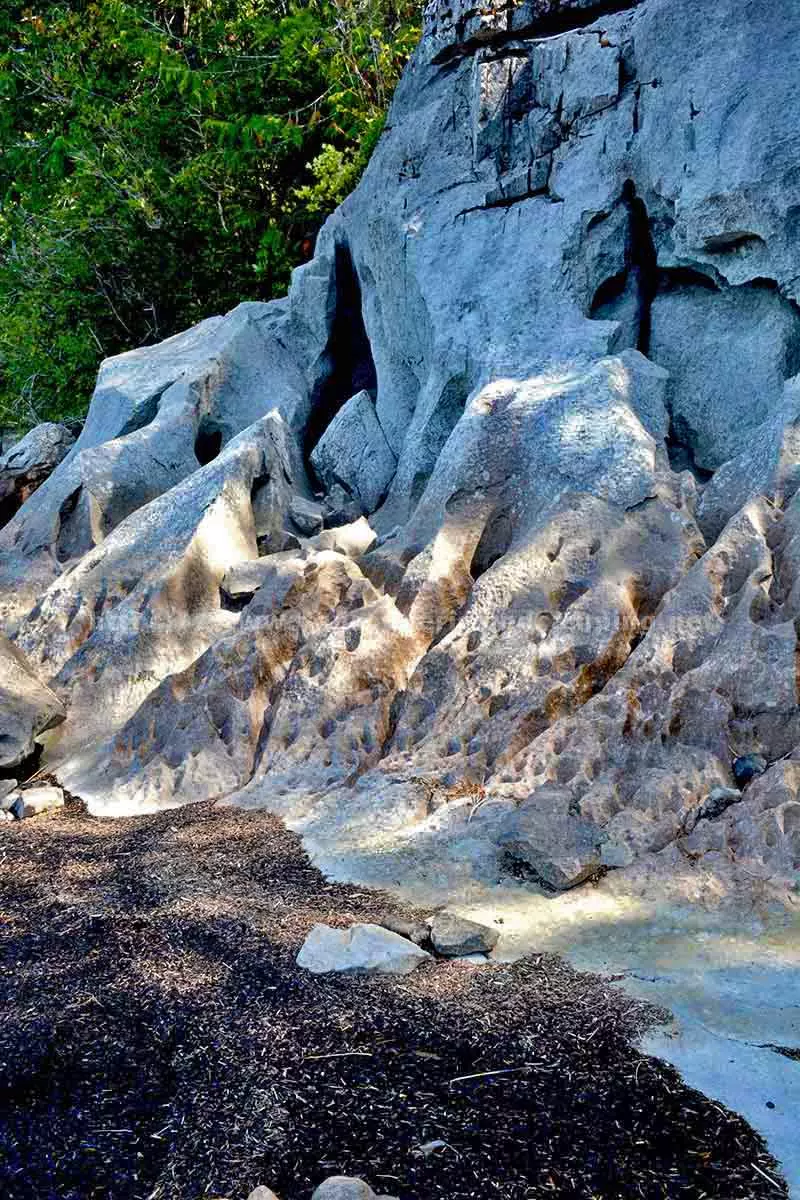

left=1, top=0, right=799, bottom=1050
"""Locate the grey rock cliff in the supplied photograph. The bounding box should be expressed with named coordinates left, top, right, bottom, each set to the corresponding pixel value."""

left=2, top=0, right=800, bottom=918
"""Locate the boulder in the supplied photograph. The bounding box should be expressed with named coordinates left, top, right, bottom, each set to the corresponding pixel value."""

left=310, top=516, right=376, bottom=558
left=0, top=779, right=18, bottom=807
left=0, top=635, right=66, bottom=769
left=379, top=913, right=430, bottom=945
left=733, top=755, right=768, bottom=787
left=310, top=391, right=397, bottom=513
left=3, top=795, right=24, bottom=821
left=683, top=786, right=742, bottom=836
left=19, top=785, right=64, bottom=818
left=429, top=912, right=498, bottom=956
left=297, top=923, right=431, bottom=975
left=498, top=789, right=604, bottom=892
left=650, top=283, right=800, bottom=472
left=220, top=558, right=283, bottom=602
left=246, top=1188, right=282, bottom=1200
left=0, top=422, right=74, bottom=528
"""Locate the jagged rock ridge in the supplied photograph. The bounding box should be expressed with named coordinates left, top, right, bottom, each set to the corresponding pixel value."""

left=2, top=0, right=800, bottom=910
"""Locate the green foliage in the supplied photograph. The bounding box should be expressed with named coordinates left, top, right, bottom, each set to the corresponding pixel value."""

left=0, top=0, right=419, bottom=429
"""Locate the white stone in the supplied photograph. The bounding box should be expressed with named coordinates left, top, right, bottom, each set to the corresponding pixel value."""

left=20, top=786, right=64, bottom=818
left=297, top=923, right=431, bottom=975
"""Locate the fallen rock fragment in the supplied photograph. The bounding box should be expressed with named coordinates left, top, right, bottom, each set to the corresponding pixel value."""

left=0, top=779, right=17, bottom=806
left=297, top=923, right=431, bottom=975
left=312, top=1180, right=374, bottom=1200
left=429, top=912, right=498, bottom=956
left=19, top=785, right=64, bottom=818
left=683, top=786, right=742, bottom=834
left=413, top=1138, right=450, bottom=1157
left=0, top=783, right=22, bottom=823
left=310, top=390, right=397, bottom=514
left=289, top=495, right=324, bottom=536
left=379, top=913, right=430, bottom=945
left=498, top=790, right=604, bottom=892
left=246, top=1187, right=282, bottom=1200
left=220, top=558, right=281, bottom=602
left=310, top=515, right=376, bottom=557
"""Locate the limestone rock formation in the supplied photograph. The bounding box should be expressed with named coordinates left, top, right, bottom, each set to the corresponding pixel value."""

left=310, top=389, right=396, bottom=513
left=2, top=0, right=800, bottom=919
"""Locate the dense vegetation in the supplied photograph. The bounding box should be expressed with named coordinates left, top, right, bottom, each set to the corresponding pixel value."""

left=0, top=0, right=419, bottom=430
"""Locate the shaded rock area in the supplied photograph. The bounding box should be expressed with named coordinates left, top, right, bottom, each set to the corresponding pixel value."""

left=1, top=0, right=800, bottom=1122
left=0, top=634, right=65, bottom=770
left=0, top=802, right=787, bottom=1199
left=310, top=390, right=396, bottom=514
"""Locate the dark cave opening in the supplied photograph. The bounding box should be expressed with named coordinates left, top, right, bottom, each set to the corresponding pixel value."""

left=194, top=420, right=223, bottom=466
left=589, top=179, right=660, bottom=356
left=0, top=489, right=20, bottom=532
left=471, top=508, right=513, bottom=580
left=304, top=242, right=378, bottom=463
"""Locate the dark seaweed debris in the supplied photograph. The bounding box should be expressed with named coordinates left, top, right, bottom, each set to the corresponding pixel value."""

left=0, top=802, right=788, bottom=1199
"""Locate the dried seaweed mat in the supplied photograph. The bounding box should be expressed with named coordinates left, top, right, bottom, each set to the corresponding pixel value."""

left=0, top=802, right=788, bottom=1199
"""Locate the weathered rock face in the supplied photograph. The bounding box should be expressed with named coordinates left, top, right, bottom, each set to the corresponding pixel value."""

left=2, top=0, right=800, bottom=914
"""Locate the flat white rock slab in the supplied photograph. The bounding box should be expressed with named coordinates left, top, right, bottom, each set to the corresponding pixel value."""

left=297, top=922, right=431, bottom=975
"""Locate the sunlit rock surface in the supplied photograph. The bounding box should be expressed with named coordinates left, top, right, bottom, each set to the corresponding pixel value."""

left=3, top=0, right=800, bottom=923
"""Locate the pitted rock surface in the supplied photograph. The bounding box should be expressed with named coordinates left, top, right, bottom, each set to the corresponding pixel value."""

left=2, top=0, right=800, bottom=927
